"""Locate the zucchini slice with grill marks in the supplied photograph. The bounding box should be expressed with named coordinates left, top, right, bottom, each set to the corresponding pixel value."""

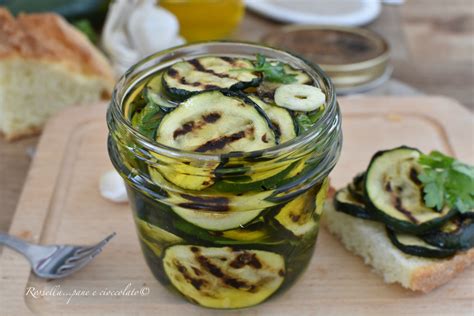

left=421, top=216, right=474, bottom=250
left=249, top=95, right=297, bottom=144
left=386, top=228, right=456, bottom=259
left=149, top=156, right=217, bottom=191
left=211, top=160, right=299, bottom=194
left=348, top=172, right=366, bottom=203
left=135, top=217, right=183, bottom=257
left=167, top=189, right=265, bottom=231
left=274, top=185, right=321, bottom=237
left=162, top=56, right=262, bottom=100
left=156, top=91, right=276, bottom=154
left=163, top=245, right=285, bottom=309
left=334, top=187, right=374, bottom=220
left=365, top=147, right=457, bottom=234
left=145, top=73, right=177, bottom=110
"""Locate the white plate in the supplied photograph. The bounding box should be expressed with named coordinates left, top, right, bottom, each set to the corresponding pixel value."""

left=245, top=0, right=381, bottom=26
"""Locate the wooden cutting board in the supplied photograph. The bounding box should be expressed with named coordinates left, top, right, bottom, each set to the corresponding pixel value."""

left=1, top=97, right=473, bottom=316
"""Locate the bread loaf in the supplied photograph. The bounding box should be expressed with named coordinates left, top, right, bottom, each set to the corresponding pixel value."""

left=0, top=8, right=115, bottom=140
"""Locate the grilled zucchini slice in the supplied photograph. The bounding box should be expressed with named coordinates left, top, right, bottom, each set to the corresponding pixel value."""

left=334, top=187, right=374, bottom=220
left=421, top=216, right=474, bottom=250
left=283, top=64, right=312, bottom=84
left=211, top=160, right=299, bottom=194
left=135, top=217, right=183, bottom=257
left=156, top=91, right=276, bottom=154
left=145, top=73, right=177, bottom=109
left=162, top=57, right=262, bottom=100
left=386, top=228, right=456, bottom=259
left=149, top=155, right=217, bottom=191
left=274, top=185, right=320, bottom=237
left=221, top=227, right=268, bottom=242
left=365, top=147, right=457, bottom=234
left=171, top=206, right=262, bottom=231
left=249, top=95, right=297, bottom=144
left=348, top=172, right=366, bottom=202
left=163, top=245, right=285, bottom=309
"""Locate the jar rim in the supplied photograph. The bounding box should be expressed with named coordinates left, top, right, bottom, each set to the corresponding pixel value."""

left=110, top=41, right=337, bottom=161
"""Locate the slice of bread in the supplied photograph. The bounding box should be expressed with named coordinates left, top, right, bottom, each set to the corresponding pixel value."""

left=323, top=199, right=474, bottom=293
left=0, top=8, right=115, bottom=140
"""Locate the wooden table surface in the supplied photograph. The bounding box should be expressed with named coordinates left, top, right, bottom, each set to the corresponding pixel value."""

left=1, top=0, right=473, bottom=234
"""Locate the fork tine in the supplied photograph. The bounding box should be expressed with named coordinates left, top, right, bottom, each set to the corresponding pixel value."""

left=67, top=243, right=105, bottom=264
left=61, top=247, right=105, bottom=273
left=74, top=232, right=116, bottom=256
left=55, top=233, right=116, bottom=277
left=59, top=248, right=102, bottom=272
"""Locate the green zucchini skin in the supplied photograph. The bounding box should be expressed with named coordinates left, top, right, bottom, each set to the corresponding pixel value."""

left=162, top=57, right=262, bottom=101
left=348, top=172, right=366, bottom=203
left=386, top=228, right=457, bottom=259
left=248, top=95, right=297, bottom=145
left=421, top=216, right=474, bottom=250
left=334, top=188, right=374, bottom=220
left=211, top=161, right=299, bottom=194
left=364, top=146, right=457, bottom=234
left=145, top=73, right=178, bottom=111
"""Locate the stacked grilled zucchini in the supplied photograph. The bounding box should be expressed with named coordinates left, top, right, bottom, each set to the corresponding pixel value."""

left=333, top=147, right=474, bottom=259
left=130, top=180, right=325, bottom=308
left=123, top=55, right=328, bottom=308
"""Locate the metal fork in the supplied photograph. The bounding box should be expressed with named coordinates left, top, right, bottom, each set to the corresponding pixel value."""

left=0, top=232, right=116, bottom=279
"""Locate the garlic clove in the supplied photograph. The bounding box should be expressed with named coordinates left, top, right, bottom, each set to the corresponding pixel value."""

left=100, top=170, right=128, bottom=203
left=127, top=3, right=180, bottom=56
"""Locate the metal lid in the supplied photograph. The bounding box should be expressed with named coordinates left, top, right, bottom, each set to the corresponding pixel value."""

left=262, top=25, right=391, bottom=94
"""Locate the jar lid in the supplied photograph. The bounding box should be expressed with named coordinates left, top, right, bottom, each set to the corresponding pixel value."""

left=262, top=25, right=391, bottom=94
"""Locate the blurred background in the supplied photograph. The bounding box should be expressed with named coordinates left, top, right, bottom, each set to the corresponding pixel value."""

left=1, top=0, right=472, bottom=105
left=0, top=0, right=473, bottom=231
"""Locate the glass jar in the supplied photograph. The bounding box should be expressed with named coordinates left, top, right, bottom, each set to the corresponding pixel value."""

left=107, top=42, right=342, bottom=309
left=160, top=0, right=244, bottom=42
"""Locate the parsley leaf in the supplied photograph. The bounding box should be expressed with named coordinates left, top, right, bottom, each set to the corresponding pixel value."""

left=418, top=151, right=474, bottom=213
left=295, top=106, right=325, bottom=132
left=232, top=54, right=297, bottom=84
left=131, top=102, right=164, bottom=139
left=295, top=114, right=313, bottom=132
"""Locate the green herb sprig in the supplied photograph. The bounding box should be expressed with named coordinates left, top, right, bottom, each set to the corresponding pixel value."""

left=73, top=19, right=98, bottom=44
left=131, top=102, right=164, bottom=139
left=295, top=107, right=325, bottom=132
left=418, top=151, right=474, bottom=213
left=232, top=54, right=297, bottom=84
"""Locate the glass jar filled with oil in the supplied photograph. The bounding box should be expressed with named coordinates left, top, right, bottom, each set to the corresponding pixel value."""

left=160, top=0, right=244, bottom=42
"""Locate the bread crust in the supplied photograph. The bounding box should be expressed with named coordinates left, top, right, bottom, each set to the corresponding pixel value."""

left=0, top=8, right=115, bottom=88
left=410, top=248, right=474, bottom=292
left=0, top=126, right=41, bottom=141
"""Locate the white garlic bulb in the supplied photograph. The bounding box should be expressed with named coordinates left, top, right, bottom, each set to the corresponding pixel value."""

left=102, top=0, right=185, bottom=76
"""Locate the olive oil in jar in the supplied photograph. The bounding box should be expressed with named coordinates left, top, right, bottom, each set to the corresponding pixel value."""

left=160, top=0, right=244, bottom=42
